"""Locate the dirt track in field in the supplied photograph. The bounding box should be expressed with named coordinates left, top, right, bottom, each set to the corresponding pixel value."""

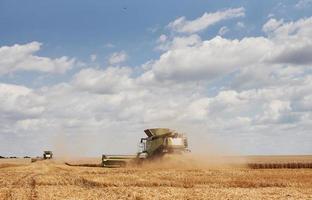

left=0, top=159, right=312, bottom=200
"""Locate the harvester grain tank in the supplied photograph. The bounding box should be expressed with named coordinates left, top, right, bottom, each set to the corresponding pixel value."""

left=102, top=128, right=189, bottom=167
left=43, top=151, right=53, bottom=159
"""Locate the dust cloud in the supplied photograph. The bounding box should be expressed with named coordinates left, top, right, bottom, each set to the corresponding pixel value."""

left=134, top=153, right=247, bottom=170
left=50, top=125, right=248, bottom=169
left=51, top=133, right=101, bottom=161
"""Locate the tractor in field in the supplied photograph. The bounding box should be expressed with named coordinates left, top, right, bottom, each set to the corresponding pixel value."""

left=43, top=151, right=53, bottom=159
left=102, top=128, right=189, bottom=167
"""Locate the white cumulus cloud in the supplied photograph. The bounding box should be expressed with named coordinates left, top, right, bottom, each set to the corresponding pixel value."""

left=147, top=16, right=312, bottom=83
left=72, top=67, right=134, bottom=94
left=0, top=42, right=75, bottom=75
left=168, top=7, right=245, bottom=34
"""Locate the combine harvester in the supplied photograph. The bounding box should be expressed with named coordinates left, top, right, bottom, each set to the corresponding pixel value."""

left=43, top=151, right=53, bottom=159
left=102, top=128, right=189, bottom=167
left=31, top=151, right=53, bottom=162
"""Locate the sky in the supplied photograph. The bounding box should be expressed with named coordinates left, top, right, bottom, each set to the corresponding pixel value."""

left=0, top=0, right=312, bottom=156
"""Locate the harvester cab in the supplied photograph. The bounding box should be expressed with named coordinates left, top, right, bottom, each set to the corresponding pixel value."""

left=102, top=128, right=189, bottom=167
left=43, top=151, right=53, bottom=159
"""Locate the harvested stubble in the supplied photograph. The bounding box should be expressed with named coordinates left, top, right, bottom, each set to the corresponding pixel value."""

left=0, top=157, right=312, bottom=200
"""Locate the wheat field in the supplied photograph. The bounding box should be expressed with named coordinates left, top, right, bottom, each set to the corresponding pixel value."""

left=0, top=156, right=311, bottom=200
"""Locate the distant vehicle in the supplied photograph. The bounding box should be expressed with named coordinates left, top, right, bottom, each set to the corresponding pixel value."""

left=24, top=156, right=31, bottom=159
left=43, top=151, right=53, bottom=159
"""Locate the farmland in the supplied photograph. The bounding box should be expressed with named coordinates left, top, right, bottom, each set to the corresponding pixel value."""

left=0, top=156, right=311, bottom=200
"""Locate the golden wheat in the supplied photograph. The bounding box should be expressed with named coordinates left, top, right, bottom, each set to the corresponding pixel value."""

left=0, top=157, right=311, bottom=200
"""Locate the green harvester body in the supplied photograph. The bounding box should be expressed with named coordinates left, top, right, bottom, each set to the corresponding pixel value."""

left=102, top=128, right=189, bottom=167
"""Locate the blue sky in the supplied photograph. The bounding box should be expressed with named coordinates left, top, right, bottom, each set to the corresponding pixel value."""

left=1, top=0, right=310, bottom=65
left=0, top=0, right=312, bottom=156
